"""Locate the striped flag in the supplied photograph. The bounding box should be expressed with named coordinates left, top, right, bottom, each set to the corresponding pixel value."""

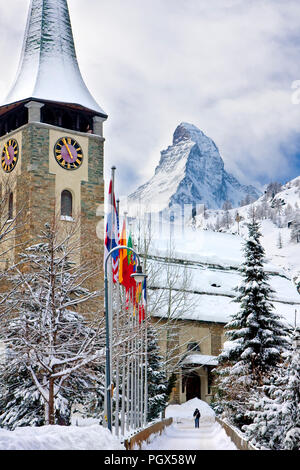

left=105, top=180, right=119, bottom=283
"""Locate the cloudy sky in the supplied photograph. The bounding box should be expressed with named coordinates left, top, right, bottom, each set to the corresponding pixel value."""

left=1, top=0, right=300, bottom=197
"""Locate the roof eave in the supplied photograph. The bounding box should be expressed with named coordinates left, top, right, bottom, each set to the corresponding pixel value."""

left=0, top=98, right=108, bottom=120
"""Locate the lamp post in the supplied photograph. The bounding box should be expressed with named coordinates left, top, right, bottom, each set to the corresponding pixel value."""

left=104, top=245, right=147, bottom=432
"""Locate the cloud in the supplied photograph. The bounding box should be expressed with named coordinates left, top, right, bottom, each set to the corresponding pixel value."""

left=1, top=0, right=300, bottom=196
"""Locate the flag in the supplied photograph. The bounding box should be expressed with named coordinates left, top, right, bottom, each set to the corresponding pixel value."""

left=105, top=180, right=119, bottom=282
left=119, top=224, right=138, bottom=300
left=134, top=277, right=147, bottom=323
left=139, top=278, right=147, bottom=323
left=127, top=231, right=136, bottom=281
left=118, top=219, right=127, bottom=287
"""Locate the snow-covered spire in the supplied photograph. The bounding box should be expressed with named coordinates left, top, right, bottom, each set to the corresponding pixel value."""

left=2, top=0, right=106, bottom=116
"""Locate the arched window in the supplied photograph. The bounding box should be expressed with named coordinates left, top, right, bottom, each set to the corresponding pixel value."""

left=61, top=190, right=72, bottom=218
left=8, top=192, right=13, bottom=220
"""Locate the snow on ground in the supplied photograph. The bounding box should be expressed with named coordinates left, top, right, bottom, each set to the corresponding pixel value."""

left=0, top=424, right=125, bottom=451
left=141, top=398, right=237, bottom=451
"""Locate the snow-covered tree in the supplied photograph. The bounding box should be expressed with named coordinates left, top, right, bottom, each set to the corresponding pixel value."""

left=265, top=182, right=282, bottom=200
left=147, top=325, right=168, bottom=421
left=277, top=231, right=283, bottom=249
left=290, top=211, right=300, bottom=243
left=0, top=220, right=105, bottom=427
left=214, top=221, right=289, bottom=427
left=243, top=328, right=300, bottom=450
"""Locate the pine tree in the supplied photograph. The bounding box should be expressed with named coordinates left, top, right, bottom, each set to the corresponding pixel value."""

left=215, top=221, right=289, bottom=427
left=0, top=222, right=105, bottom=428
left=147, top=325, right=168, bottom=422
left=0, top=358, right=45, bottom=429
left=281, top=329, right=300, bottom=450
left=290, top=211, right=300, bottom=243
left=243, top=328, right=300, bottom=450
left=277, top=231, right=283, bottom=249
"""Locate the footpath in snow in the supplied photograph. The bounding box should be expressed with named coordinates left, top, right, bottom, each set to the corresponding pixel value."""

left=0, top=398, right=236, bottom=450
left=141, top=398, right=237, bottom=451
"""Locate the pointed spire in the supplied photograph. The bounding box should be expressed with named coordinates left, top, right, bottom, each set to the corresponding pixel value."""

left=3, top=0, right=106, bottom=116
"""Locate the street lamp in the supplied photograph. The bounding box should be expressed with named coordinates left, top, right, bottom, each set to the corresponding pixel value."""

left=104, top=245, right=147, bottom=432
left=131, top=264, right=147, bottom=284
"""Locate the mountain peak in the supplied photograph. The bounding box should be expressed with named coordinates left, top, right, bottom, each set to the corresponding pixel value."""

left=129, top=123, right=260, bottom=211
left=173, top=122, right=204, bottom=145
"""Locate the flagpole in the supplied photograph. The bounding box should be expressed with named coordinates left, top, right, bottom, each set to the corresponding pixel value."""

left=144, top=292, right=148, bottom=426
left=104, top=245, right=146, bottom=433
left=115, top=287, right=120, bottom=437
left=135, top=301, right=138, bottom=429
left=130, top=288, right=135, bottom=430
left=126, top=311, right=131, bottom=433
left=108, top=167, right=116, bottom=430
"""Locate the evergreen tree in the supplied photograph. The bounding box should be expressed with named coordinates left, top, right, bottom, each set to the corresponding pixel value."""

left=291, top=211, right=300, bottom=243
left=277, top=231, right=283, bottom=249
left=147, top=325, right=168, bottom=421
left=0, top=358, right=45, bottom=429
left=243, top=329, right=300, bottom=450
left=215, top=221, right=289, bottom=427
left=281, top=329, right=300, bottom=450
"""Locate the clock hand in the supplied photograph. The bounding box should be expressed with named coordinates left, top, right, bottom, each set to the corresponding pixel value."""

left=4, top=144, right=10, bottom=160
left=4, top=144, right=13, bottom=165
left=62, top=138, right=74, bottom=161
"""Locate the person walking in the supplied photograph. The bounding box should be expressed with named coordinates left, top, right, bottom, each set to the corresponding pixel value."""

left=193, top=408, right=200, bottom=428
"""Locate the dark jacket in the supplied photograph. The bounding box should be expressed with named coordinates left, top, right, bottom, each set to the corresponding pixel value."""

left=193, top=408, right=200, bottom=419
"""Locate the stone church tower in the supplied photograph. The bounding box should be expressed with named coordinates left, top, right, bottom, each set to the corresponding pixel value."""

left=0, top=0, right=107, bottom=284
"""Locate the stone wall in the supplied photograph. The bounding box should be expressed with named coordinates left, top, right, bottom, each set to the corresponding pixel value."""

left=0, top=121, right=105, bottom=309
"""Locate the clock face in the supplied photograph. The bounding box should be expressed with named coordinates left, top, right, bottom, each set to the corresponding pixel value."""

left=1, top=139, right=19, bottom=173
left=54, top=137, right=83, bottom=170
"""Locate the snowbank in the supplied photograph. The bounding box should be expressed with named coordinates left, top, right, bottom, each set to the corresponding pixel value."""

left=165, top=398, right=215, bottom=424
left=0, top=424, right=125, bottom=450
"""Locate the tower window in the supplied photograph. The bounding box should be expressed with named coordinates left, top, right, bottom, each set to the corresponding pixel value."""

left=61, top=190, right=73, bottom=219
left=8, top=192, right=13, bottom=220
left=187, top=342, right=200, bottom=353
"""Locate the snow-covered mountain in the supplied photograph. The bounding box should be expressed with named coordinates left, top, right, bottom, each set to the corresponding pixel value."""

left=128, top=122, right=260, bottom=212
left=194, top=175, right=300, bottom=283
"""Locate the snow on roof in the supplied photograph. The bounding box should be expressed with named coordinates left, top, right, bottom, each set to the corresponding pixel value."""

left=181, top=354, right=219, bottom=366
left=2, top=0, right=106, bottom=116
left=152, top=290, right=299, bottom=327
left=146, top=225, right=300, bottom=327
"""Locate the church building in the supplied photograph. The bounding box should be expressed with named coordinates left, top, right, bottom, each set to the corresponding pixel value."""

left=0, top=0, right=107, bottom=278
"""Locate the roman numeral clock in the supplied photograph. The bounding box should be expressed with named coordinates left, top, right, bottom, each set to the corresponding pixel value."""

left=54, top=137, right=83, bottom=170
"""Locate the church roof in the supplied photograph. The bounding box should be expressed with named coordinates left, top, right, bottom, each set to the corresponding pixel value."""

left=2, top=0, right=107, bottom=117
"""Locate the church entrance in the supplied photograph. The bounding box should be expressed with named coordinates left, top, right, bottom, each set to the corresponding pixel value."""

left=186, top=372, right=201, bottom=401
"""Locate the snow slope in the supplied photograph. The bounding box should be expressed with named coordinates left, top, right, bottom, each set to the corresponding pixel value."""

left=0, top=424, right=124, bottom=450
left=141, top=398, right=236, bottom=450
left=128, top=122, right=260, bottom=212
left=195, top=176, right=300, bottom=280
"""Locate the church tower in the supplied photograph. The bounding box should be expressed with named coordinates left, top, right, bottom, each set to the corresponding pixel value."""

left=0, top=0, right=107, bottom=282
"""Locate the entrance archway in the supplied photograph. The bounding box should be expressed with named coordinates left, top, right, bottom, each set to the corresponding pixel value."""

left=186, top=372, right=201, bottom=401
